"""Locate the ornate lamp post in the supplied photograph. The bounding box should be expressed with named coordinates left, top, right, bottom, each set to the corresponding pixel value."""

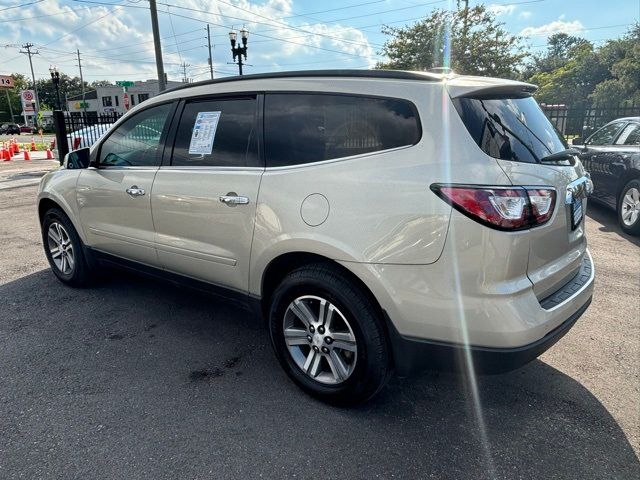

left=49, top=65, right=62, bottom=110
left=229, top=27, right=249, bottom=75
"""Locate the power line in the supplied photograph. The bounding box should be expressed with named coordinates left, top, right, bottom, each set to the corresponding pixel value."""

left=0, top=0, right=43, bottom=12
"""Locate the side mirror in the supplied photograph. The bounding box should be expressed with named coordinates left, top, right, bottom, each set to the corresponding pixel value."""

left=571, top=137, right=584, bottom=146
left=65, top=148, right=91, bottom=169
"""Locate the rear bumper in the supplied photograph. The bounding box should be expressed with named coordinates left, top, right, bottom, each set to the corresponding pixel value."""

left=386, top=295, right=592, bottom=376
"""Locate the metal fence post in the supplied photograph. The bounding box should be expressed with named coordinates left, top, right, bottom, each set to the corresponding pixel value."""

left=53, top=110, right=68, bottom=166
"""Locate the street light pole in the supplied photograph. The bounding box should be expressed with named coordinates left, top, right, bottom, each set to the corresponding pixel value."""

left=229, top=27, right=249, bottom=76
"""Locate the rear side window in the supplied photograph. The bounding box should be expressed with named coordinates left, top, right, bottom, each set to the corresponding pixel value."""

left=615, top=123, right=640, bottom=146
left=453, top=96, right=567, bottom=163
left=171, top=97, right=259, bottom=167
left=264, top=93, right=421, bottom=167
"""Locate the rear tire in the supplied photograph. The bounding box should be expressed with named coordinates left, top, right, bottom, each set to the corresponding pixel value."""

left=41, top=207, right=95, bottom=287
left=618, top=179, right=640, bottom=236
left=268, top=263, right=391, bottom=406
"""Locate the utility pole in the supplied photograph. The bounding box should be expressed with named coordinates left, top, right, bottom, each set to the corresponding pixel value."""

left=206, top=24, right=214, bottom=80
left=149, top=0, right=166, bottom=91
left=180, top=62, right=190, bottom=83
left=76, top=49, right=87, bottom=117
left=19, top=42, right=40, bottom=127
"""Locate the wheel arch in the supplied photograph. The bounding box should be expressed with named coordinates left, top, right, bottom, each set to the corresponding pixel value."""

left=616, top=168, right=640, bottom=201
left=38, top=195, right=87, bottom=244
left=259, top=252, right=380, bottom=317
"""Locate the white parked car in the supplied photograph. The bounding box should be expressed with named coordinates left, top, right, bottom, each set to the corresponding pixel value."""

left=38, top=70, right=595, bottom=404
left=66, top=123, right=113, bottom=150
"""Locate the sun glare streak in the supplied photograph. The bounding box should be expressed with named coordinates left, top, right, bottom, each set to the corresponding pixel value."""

left=441, top=1, right=496, bottom=476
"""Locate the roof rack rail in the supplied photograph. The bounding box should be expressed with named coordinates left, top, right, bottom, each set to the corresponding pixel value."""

left=158, top=69, right=441, bottom=96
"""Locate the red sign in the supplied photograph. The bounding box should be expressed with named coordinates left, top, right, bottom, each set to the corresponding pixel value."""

left=21, top=90, right=36, bottom=112
left=123, top=93, right=130, bottom=110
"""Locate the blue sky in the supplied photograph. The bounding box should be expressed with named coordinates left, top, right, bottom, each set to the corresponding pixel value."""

left=1, top=0, right=638, bottom=83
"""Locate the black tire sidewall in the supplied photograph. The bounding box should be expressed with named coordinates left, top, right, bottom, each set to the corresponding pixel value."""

left=618, top=179, right=640, bottom=235
left=269, top=266, right=389, bottom=404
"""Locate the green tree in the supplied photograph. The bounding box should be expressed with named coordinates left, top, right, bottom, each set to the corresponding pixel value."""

left=589, top=24, right=640, bottom=106
left=376, top=5, right=526, bottom=78
left=527, top=42, right=610, bottom=107
left=35, top=74, right=90, bottom=110
left=0, top=74, right=29, bottom=122
left=522, top=33, right=591, bottom=78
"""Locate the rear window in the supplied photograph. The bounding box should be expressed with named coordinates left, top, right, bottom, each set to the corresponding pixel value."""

left=265, top=93, right=421, bottom=167
left=453, top=96, right=567, bottom=163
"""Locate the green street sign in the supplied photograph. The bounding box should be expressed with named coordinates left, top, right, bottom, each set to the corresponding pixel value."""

left=116, top=81, right=135, bottom=87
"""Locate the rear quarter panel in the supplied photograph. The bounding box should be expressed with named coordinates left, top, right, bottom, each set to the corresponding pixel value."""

left=248, top=78, right=513, bottom=296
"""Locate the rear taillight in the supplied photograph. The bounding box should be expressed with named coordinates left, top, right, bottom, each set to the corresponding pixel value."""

left=431, top=184, right=556, bottom=231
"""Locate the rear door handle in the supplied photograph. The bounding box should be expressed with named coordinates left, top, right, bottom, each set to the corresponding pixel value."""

left=126, top=185, right=146, bottom=197
left=219, top=193, right=249, bottom=206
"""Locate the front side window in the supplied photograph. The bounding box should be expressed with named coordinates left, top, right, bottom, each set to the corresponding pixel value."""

left=171, top=97, right=259, bottom=167
left=453, top=96, right=567, bottom=164
left=264, top=93, right=421, bottom=167
left=99, top=102, right=171, bottom=167
left=587, top=121, right=625, bottom=146
left=102, top=96, right=112, bottom=107
left=615, top=123, right=640, bottom=146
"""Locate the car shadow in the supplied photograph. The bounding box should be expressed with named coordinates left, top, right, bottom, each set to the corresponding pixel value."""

left=587, top=201, right=640, bottom=246
left=1, top=269, right=638, bottom=479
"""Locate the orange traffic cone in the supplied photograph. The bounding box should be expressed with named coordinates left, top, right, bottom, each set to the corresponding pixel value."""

left=12, top=140, right=19, bottom=156
left=30, top=137, right=37, bottom=151
left=1, top=144, right=11, bottom=161
left=46, top=147, right=54, bottom=160
left=51, top=138, right=56, bottom=149
left=23, top=147, right=31, bottom=161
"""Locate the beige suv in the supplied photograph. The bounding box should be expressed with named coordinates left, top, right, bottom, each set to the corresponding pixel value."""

left=38, top=70, right=595, bottom=404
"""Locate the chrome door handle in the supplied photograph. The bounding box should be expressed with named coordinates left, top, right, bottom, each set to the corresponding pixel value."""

left=126, top=185, right=146, bottom=197
left=219, top=193, right=249, bottom=206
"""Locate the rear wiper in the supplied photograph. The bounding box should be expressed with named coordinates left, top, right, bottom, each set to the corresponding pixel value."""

left=540, top=148, right=580, bottom=164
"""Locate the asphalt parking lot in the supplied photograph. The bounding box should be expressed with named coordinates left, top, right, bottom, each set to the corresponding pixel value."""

left=0, top=158, right=638, bottom=479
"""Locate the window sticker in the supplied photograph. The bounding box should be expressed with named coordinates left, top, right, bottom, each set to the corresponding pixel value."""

left=188, top=111, right=221, bottom=155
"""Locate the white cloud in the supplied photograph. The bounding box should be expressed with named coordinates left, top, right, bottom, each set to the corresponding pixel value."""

left=520, top=19, right=584, bottom=38
left=519, top=11, right=532, bottom=19
left=487, top=4, right=516, bottom=16
left=1, top=0, right=379, bottom=81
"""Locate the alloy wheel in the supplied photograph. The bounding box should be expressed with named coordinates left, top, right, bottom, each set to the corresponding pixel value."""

left=283, top=295, right=357, bottom=385
left=47, top=222, right=75, bottom=275
left=621, top=187, right=640, bottom=227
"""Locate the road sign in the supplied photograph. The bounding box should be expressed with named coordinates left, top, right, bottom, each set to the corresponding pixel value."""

left=21, top=90, right=35, bottom=112
left=0, top=75, right=14, bottom=89
left=123, top=92, right=130, bottom=110
left=116, top=81, right=135, bottom=87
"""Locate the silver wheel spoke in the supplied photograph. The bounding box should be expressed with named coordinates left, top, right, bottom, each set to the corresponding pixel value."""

left=284, top=327, right=308, bottom=347
left=331, top=331, right=355, bottom=343
left=290, top=299, right=316, bottom=328
left=329, top=351, right=349, bottom=381
left=66, top=250, right=75, bottom=270
left=623, top=209, right=633, bottom=221
left=60, top=254, right=67, bottom=273
left=332, top=339, right=357, bottom=352
left=48, top=228, right=61, bottom=244
left=631, top=188, right=639, bottom=202
left=50, top=246, right=62, bottom=259
left=303, top=350, right=317, bottom=372
left=308, top=353, right=322, bottom=377
left=324, top=305, right=335, bottom=330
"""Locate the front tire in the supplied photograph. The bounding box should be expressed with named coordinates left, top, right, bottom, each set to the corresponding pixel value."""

left=618, top=179, right=640, bottom=236
left=41, top=207, right=95, bottom=287
left=268, top=264, right=391, bottom=405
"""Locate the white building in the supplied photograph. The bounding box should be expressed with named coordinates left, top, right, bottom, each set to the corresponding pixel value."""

left=66, top=79, right=186, bottom=115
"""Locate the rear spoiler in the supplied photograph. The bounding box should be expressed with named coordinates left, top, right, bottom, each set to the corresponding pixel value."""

left=446, top=77, right=537, bottom=99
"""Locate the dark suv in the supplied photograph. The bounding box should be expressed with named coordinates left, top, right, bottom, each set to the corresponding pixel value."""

left=573, top=117, right=640, bottom=235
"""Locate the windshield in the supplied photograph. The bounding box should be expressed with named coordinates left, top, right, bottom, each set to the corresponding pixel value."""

left=453, top=96, right=567, bottom=163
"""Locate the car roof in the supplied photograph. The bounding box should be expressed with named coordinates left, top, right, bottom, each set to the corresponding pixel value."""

left=610, top=117, right=640, bottom=122
left=159, top=69, right=537, bottom=98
